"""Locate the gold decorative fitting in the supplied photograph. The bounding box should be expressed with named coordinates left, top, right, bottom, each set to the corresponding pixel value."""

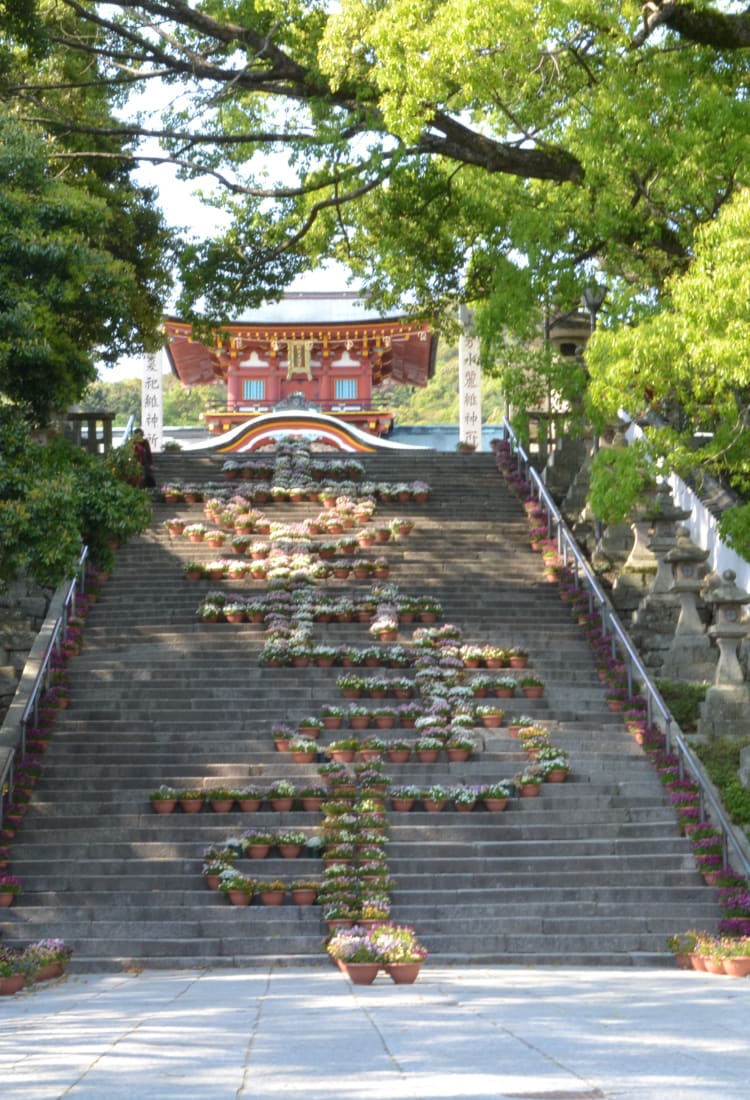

left=286, top=340, right=314, bottom=380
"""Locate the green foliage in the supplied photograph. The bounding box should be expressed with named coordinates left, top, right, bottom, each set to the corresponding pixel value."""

left=82, top=374, right=226, bottom=427
left=0, top=111, right=172, bottom=424
left=587, top=187, right=750, bottom=500
left=588, top=441, right=657, bottom=525
left=373, top=344, right=506, bottom=425
left=718, top=505, right=750, bottom=563
left=655, top=679, right=709, bottom=735
left=0, top=406, right=151, bottom=585
left=694, top=737, right=750, bottom=827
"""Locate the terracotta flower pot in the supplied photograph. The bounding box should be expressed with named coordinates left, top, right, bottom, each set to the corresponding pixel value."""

left=248, top=844, right=271, bottom=859
left=723, top=957, right=750, bottom=978
left=391, top=798, right=415, bottom=812
left=0, top=975, right=25, bottom=995
left=483, top=798, right=509, bottom=812
left=343, top=962, right=380, bottom=985
left=385, top=962, right=422, bottom=984
left=292, top=888, right=317, bottom=906
left=259, top=890, right=285, bottom=906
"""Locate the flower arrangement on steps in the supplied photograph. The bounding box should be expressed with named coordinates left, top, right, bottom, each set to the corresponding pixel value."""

left=0, top=940, right=73, bottom=995
left=176, top=439, right=597, bottom=972
left=511, top=474, right=750, bottom=954
left=326, top=923, right=428, bottom=985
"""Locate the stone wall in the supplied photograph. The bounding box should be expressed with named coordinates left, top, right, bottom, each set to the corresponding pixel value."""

left=0, top=578, right=54, bottom=723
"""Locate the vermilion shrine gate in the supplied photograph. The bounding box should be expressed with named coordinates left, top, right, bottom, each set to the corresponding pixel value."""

left=163, top=293, right=437, bottom=443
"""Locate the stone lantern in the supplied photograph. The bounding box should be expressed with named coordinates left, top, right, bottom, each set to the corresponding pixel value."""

left=660, top=527, right=714, bottom=682
left=665, top=527, right=709, bottom=637
left=698, top=570, right=750, bottom=739
left=644, top=483, right=692, bottom=596
left=706, top=570, right=750, bottom=685
left=630, top=483, right=691, bottom=668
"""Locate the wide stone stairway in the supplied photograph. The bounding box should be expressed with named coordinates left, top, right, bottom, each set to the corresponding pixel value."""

left=1, top=449, right=718, bottom=969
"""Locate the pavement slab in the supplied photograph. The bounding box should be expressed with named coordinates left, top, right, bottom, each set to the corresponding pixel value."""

left=1, top=966, right=749, bottom=1099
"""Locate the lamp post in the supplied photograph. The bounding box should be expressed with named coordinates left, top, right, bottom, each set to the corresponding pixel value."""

left=581, top=283, right=607, bottom=542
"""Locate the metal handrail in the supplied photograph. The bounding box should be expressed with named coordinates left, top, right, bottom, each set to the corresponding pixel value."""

left=0, top=547, right=89, bottom=830
left=120, top=414, right=136, bottom=446
left=502, top=420, right=750, bottom=880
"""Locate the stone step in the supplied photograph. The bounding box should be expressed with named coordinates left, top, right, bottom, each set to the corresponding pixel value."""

left=6, top=451, right=717, bottom=968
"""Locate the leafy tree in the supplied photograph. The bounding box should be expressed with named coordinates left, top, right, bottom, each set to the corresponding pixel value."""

left=0, top=407, right=152, bottom=586
left=1, top=1, right=747, bottom=326
left=0, top=110, right=172, bottom=424
left=586, top=186, right=750, bottom=544
left=5, top=2, right=750, bottom=530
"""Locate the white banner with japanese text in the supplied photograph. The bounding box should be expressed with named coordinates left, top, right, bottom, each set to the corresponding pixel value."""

left=458, top=306, right=482, bottom=451
left=141, top=351, right=163, bottom=452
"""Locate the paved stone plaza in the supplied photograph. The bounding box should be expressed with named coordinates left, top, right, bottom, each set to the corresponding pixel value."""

left=1, top=965, right=749, bottom=1099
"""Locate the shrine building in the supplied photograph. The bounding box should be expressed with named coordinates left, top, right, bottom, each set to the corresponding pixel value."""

left=163, top=292, right=438, bottom=439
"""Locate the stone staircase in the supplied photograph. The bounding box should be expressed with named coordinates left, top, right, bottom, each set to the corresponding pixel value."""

left=0, top=450, right=719, bottom=969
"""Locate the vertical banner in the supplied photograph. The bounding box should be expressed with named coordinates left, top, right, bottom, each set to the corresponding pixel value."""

left=458, top=304, right=482, bottom=451
left=142, top=351, right=163, bottom=452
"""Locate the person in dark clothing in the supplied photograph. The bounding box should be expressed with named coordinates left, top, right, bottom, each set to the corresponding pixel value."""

left=133, top=428, right=155, bottom=488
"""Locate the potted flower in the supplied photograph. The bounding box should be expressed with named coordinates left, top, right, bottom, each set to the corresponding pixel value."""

left=271, top=723, right=294, bottom=751
left=268, top=779, right=296, bottom=811
left=176, top=789, right=205, bottom=814
left=347, top=704, right=371, bottom=731
left=493, top=676, right=517, bottom=698
left=297, top=715, right=324, bottom=738
left=336, top=673, right=365, bottom=698
left=476, top=703, right=505, bottom=728
left=290, top=737, right=318, bottom=763
left=298, top=785, right=327, bottom=812
left=446, top=734, right=475, bottom=761
left=245, top=830, right=274, bottom=859
left=358, top=896, right=391, bottom=925
left=481, top=645, right=507, bottom=669
left=291, top=879, right=319, bottom=906
left=277, top=830, right=307, bottom=858
left=384, top=738, right=412, bottom=763
left=390, top=784, right=420, bottom=811
left=0, top=873, right=23, bottom=907
left=0, top=953, right=26, bottom=995
left=369, top=614, right=398, bottom=642
left=237, top=784, right=263, bottom=812
left=451, top=784, right=481, bottom=812
left=327, top=738, right=360, bottom=762
left=223, top=601, right=246, bottom=623
left=148, top=785, right=178, bottom=814
left=372, top=706, right=397, bottom=730
left=508, top=647, right=529, bottom=669
left=219, top=868, right=255, bottom=906
left=421, top=783, right=450, bottom=812
left=370, top=923, right=428, bottom=983
left=415, top=735, right=444, bottom=762
left=516, top=769, right=544, bottom=797
left=312, top=706, right=343, bottom=734
left=520, top=675, right=544, bottom=698
left=164, top=517, right=186, bottom=536
left=184, top=522, right=207, bottom=542
left=482, top=781, right=512, bottom=811
left=325, top=925, right=385, bottom=984
left=537, top=750, right=570, bottom=782
left=24, top=939, right=73, bottom=983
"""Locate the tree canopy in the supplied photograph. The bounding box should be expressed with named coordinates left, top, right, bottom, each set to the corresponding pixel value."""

left=2, top=1, right=748, bottom=325
left=0, top=111, right=173, bottom=422
left=2, top=1, right=750, bottom=542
